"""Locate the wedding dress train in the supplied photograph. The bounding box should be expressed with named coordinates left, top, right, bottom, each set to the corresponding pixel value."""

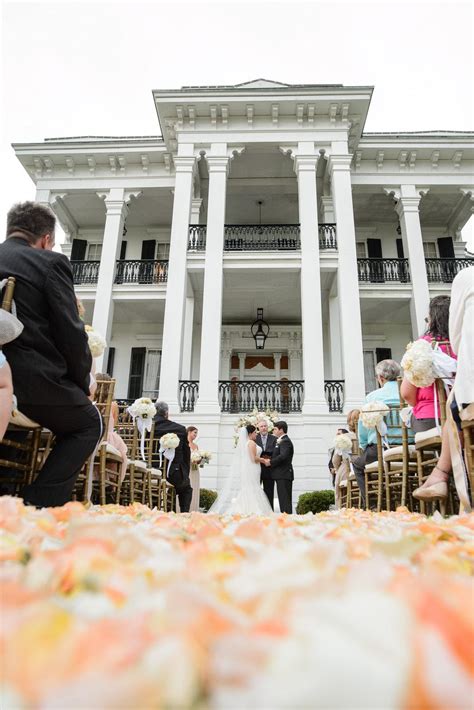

left=208, top=428, right=274, bottom=515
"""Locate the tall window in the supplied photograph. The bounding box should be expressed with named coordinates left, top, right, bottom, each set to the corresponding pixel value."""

left=88, top=243, right=103, bottom=261
left=156, top=243, right=170, bottom=260
left=423, top=242, right=437, bottom=258
left=143, top=350, right=162, bottom=398
left=356, top=241, right=367, bottom=258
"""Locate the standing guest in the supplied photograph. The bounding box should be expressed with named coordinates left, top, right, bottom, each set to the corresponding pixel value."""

left=152, top=401, right=192, bottom=512
left=187, top=425, right=201, bottom=512
left=353, top=360, right=401, bottom=506
left=0, top=202, right=102, bottom=507
left=256, top=419, right=277, bottom=508
left=401, top=296, right=455, bottom=433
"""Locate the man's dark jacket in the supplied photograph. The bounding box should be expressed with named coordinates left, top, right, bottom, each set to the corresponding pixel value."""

left=0, top=237, right=92, bottom=406
left=270, top=435, right=294, bottom=481
left=152, top=414, right=191, bottom=487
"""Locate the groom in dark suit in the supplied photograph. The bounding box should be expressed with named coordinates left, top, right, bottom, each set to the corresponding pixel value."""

left=256, top=419, right=277, bottom=509
left=267, top=420, right=294, bottom=514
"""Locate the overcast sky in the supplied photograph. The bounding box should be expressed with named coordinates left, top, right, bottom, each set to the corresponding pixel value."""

left=1, top=0, right=473, bottom=246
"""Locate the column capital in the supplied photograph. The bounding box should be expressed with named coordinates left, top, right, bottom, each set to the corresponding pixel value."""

left=205, top=155, right=231, bottom=173
left=174, top=155, right=196, bottom=173
left=279, top=144, right=320, bottom=174
left=327, top=154, right=352, bottom=174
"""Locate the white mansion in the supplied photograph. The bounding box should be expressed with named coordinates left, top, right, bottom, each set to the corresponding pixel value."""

left=13, top=79, right=474, bottom=498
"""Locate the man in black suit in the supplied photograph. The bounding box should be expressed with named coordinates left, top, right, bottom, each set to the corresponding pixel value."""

left=152, top=401, right=193, bottom=512
left=256, top=419, right=277, bottom=509
left=0, top=202, right=102, bottom=507
left=266, top=420, right=294, bottom=514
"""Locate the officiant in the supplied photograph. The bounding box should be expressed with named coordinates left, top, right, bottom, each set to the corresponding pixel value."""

left=256, top=419, right=277, bottom=509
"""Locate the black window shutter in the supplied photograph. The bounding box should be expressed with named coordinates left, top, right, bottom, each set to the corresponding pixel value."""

left=70, top=238, right=87, bottom=261
left=127, top=348, right=146, bottom=399
left=376, top=348, right=392, bottom=362
left=119, top=241, right=127, bottom=260
left=367, top=239, right=383, bottom=258
left=141, top=240, right=156, bottom=260
left=437, top=237, right=455, bottom=258
left=106, top=347, right=115, bottom=377
left=396, top=239, right=404, bottom=258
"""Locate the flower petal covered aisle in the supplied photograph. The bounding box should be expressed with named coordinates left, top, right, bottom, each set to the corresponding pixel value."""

left=1, top=498, right=473, bottom=709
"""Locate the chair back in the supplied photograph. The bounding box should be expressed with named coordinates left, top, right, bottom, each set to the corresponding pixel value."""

left=1, top=277, right=16, bottom=312
left=435, top=378, right=448, bottom=426
left=94, top=378, right=116, bottom=442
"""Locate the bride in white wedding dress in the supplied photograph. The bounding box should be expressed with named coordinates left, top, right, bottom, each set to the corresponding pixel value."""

left=208, top=425, right=274, bottom=515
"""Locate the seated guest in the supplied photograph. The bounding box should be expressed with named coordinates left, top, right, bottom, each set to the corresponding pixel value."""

left=401, top=296, right=455, bottom=433
left=152, top=401, right=192, bottom=512
left=414, top=266, right=474, bottom=501
left=353, top=360, right=402, bottom=506
left=94, top=373, right=128, bottom=483
left=0, top=306, right=23, bottom=440
left=333, top=412, right=360, bottom=507
left=0, top=202, right=101, bottom=507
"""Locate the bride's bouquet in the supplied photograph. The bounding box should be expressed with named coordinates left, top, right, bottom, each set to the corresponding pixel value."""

left=85, top=325, right=107, bottom=358
left=401, top=339, right=457, bottom=388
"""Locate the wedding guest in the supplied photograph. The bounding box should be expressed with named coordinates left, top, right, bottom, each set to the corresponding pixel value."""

left=187, top=425, right=201, bottom=512
left=152, top=401, right=192, bottom=512
left=0, top=202, right=101, bottom=507
left=401, top=296, right=455, bottom=433
left=0, top=306, right=23, bottom=440
left=414, top=266, right=474, bottom=501
left=353, top=360, right=401, bottom=506
left=328, top=428, right=350, bottom=486
left=95, top=373, right=128, bottom=483
left=332, top=414, right=360, bottom=507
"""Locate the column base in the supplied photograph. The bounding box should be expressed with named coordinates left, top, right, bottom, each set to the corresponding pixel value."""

left=302, top=400, right=329, bottom=416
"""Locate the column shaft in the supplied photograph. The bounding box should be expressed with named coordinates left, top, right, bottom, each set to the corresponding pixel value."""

left=92, top=188, right=127, bottom=372
left=195, top=151, right=229, bottom=413
left=159, top=153, right=195, bottom=408
left=329, top=154, right=366, bottom=408
left=328, top=294, right=342, bottom=379
left=181, top=291, right=195, bottom=380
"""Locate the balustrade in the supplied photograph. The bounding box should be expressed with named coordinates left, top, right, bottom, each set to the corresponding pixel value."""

left=115, top=260, right=169, bottom=284
left=71, top=260, right=100, bottom=285
left=324, top=381, right=345, bottom=413
left=357, top=258, right=410, bottom=283
left=188, top=224, right=337, bottom=251
left=425, top=258, right=474, bottom=283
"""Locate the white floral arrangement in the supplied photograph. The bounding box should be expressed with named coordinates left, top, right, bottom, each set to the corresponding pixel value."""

left=198, top=450, right=212, bottom=465
left=84, top=325, right=107, bottom=358
left=401, top=339, right=436, bottom=388
left=233, top=408, right=279, bottom=446
left=160, top=433, right=180, bottom=450
left=191, top=450, right=202, bottom=464
left=360, top=401, right=389, bottom=429
left=333, top=433, right=353, bottom=456
left=127, top=397, right=157, bottom=421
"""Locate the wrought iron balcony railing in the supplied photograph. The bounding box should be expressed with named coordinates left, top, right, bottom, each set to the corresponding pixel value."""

left=425, top=258, right=474, bottom=283
left=188, top=224, right=337, bottom=252
left=115, top=260, right=168, bottom=284
left=357, top=258, right=410, bottom=283
left=71, top=260, right=101, bottom=285
left=179, top=380, right=345, bottom=413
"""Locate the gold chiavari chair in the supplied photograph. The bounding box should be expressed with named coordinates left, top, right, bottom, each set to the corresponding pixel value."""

left=382, top=383, right=417, bottom=511
left=0, top=277, right=43, bottom=495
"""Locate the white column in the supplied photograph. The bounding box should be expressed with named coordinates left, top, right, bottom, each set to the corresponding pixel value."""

left=329, top=150, right=366, bottom=409
left=274, top=352, right=282, bottom=380
left=238, top=352, right=246, bottom=381
left=320, top=195, right=335, bottom=223
left=181, top=285, right=195, bottom=381
left=390, top=185, right=431, bottom=338
left=328, top=294, right=342, bottom=379
left=190, top=198, right=203, bottom=224
left=221, top=348, right=232, bottom=381
left=294, top=143, right=327, bottom=414
left=92, top=188, right=127, bottom=372
left=195, top=146, right=229, bottom=414
left=289, top=348, right=301, bottom=380
left=159, top=148, right=196, bottom=408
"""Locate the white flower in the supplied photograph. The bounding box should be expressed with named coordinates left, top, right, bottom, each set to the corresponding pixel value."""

left=127, top=397, right=157, bottom=420
left=84, top=325, right=106, bottom=358
left=160, top=433, right=180, bottom=450
left=191, top=451, right=202, bottom=464
left=198, top=450, right=212, bottom=464
left=333, top=433, right=353, bottom=455
left=360, top=401, right=389, bottom=429
left=401, top=339, right=436, bottom=388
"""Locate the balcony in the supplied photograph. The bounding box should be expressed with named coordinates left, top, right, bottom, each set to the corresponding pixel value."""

left=179, top=380, right=345, bottom=413
left=357, top=258, right=410, bottom=283
left=188, top=224, right=337, bottom=252
left=71, top=260, right=168, bottom=285
left=425, top=258, right=474, bottom=283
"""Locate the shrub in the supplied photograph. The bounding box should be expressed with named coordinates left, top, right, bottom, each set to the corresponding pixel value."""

left=199, top=488, right=218, bottom=512
left=296, top=490, right=335, bottom=515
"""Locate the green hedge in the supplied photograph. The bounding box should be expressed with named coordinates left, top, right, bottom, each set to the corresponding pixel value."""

left=296, top=490, right=335, bottom=515
left=199, top=488, right=218, bottom=512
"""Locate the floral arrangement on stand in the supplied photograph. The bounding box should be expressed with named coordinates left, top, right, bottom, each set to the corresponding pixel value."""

left=360, top=401, right=389, bottom=430
left=159, top=432, right=180, bottom=472
left=233, top=408, right=279, bottom=446
left=333, top=432, right=353, bottom=457
left=127, top=398, right=157, bottom=460
left=1, top=496, right=472, bottom=709
left=401, top=339, right=457, bottom=389
left=84, top=325, right=107, bottom=358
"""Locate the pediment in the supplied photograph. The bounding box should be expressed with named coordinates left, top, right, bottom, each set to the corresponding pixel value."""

left=234, top=78, right=290, bottom=89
